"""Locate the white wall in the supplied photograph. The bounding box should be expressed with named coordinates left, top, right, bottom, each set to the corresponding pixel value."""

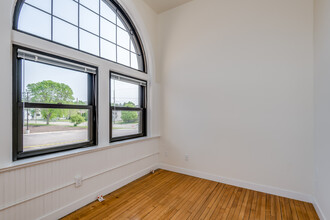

left=0, top=0, right=322, bottom=218
left=0, top=0, right=14, bottom=168
left=159, top=0, right=314, bottom=197
left=314, top=0, right=330, bottom=218
left=0, top=0, right=161, bottom=219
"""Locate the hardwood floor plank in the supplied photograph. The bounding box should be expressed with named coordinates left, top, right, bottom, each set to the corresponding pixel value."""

left=170, top=178, right=209, bottom=220
left=239, top=189, right=251, bottom=219
left=189, top=183, right=220, bottom=219
left=219, top=187, right=239, bottom=219
left=106, top=173, right=186, bottom=219
left=255, top=192, right=263, bottom=220
left=91, top=171, right=181, bottom=219
left=242, top=189, right=255, bottom=220
left=260, top=193, right=267, bottom=220
left=248, top=191, right=259, bottom=220
left=304, top=203, right=320, bottom=220
left=231, top=188, right=247, bottom=220
left=282, top=197, right=293, bottom=220
left=155, top=175, right=203, bottom=219
left=289, top=199, right=299, bottom=220
left=198, top=183, right=226, bottom=219
left=279, top=197, right=287, bottom=220
left=265, top=194, right=271, bottom=220
left=61, top=170, right=320, bottom=220
left=210, top=185, right=236, bottom=219
left=226, top=187, right=244, bottom=219
left=294, top=200, right=309, bottom=220
left=275, top=196, right=282, bottom=220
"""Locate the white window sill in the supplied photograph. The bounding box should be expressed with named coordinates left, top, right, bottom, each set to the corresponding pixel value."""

left=0, top=136, right=160, bottom=173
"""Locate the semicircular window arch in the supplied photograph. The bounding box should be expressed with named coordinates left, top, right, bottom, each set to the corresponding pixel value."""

left=13, top=0, right=146, bottom=72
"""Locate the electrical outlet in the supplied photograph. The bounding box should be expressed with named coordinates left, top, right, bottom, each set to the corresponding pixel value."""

left=74, top=175, right=83, bottom=187
left=185, top=155, right=189, bottom=161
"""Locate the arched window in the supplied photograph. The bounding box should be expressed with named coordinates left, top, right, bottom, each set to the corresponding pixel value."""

left=12, top=0, right=148, bottom=160
left=13, top=0, right=146, bottom=72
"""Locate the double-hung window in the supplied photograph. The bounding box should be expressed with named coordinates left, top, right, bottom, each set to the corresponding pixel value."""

left=13, top=47, right=98, bottom=160
left=110, top=73, right=146, bottom=142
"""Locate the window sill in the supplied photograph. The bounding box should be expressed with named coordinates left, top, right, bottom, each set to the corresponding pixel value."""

left=0, top=136, right=160, bottom=173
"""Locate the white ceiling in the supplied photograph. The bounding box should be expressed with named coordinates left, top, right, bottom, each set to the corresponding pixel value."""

left=142, top=0, right=193, bottom=14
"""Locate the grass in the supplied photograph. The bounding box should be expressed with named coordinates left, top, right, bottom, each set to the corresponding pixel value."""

left=113, top=127, right=134, bottom=130
left=24, top=123, right=50, bottom=126
left=25, top=123, right=86, bottom=128
left=69, top=126, right=88, bottom=128
left=114, top=121, right=139, bottom=125
left=57, top=119, right=71, bottom=122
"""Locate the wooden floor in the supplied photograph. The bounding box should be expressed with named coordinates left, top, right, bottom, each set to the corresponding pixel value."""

left=62, top=169, right=319, bottom=220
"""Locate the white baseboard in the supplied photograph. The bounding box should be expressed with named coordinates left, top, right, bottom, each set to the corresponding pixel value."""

left=40, top=164, right=158, bottom=220
left=158, top=163, right=314, bottom=203
left=313, top=199, right=327, bottom=220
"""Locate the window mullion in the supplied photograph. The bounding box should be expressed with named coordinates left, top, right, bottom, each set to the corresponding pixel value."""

left=23, top=102, right=93, bottom=110
left=111, top=106, right=143, bottom=111
left=51, top=0, right=54, bottom=41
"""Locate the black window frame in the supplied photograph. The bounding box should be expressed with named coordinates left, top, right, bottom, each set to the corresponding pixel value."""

left=12, top=45, right=98, bottom=161
left=12, top=0, right=147, bottom=73
left=110, top=72, right=147, bottom=142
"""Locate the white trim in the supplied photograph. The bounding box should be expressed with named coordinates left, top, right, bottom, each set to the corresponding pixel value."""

left=313, top=199, right=327, bottom=220
left=158, top=163, right=314, bottom=203
left=12, top=30, right=148, bottom=81
left=39, top=164, right=159, bottom=220
left=17, top=49, right=97, bottom=74
left=0, top=136, right=160, bottom=173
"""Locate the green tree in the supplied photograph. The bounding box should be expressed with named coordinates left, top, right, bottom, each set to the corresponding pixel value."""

left=121, top=102, right=138, bottom=123
left=70, top=114, right=85, bottom=126
left=27, top=80, right=74, bottom=125
left=40, top=109, right=63, bottom=124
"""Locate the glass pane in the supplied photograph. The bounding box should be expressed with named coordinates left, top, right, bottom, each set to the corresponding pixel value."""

left=111, top=79, right=140, bottom=107
left=117, top=28, right=130, bottom=50
left=53, top=0, right=78, bottom=25
left=101, top=18, right=116, bottom=43
left=18, top=4, right=51, bottom=40
left=22, top=60, right=89, bottom=105
left=117, top=46, right=130, bottom=66
left=101, top=0, right=116, bottom=23
left=25, top=0, right=51, bottom=13
left=131, top=53, right=139, bottom=70
left=80, top=29, right=100, bottom=56
left=23, top=108, right=89, bottom=152
left=130, top=40, right=136, bottom=53
left=80, top=5, right=99, bottom=35
left=117, top=15, right=126, bottom=30
left=100, top=39, right=116, bottom=61
left=112, top=110, right=142, bottom=138
left=80, top=0, right=99, bottom=14
left=53, top=18, right=78, bottom=48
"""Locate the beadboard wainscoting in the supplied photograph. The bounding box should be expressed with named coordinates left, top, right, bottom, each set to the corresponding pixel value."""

left=0, top=137, right=160, bottom=220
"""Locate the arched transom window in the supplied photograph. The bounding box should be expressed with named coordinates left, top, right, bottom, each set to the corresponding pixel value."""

left=14, top=0, right=146, bottom=72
